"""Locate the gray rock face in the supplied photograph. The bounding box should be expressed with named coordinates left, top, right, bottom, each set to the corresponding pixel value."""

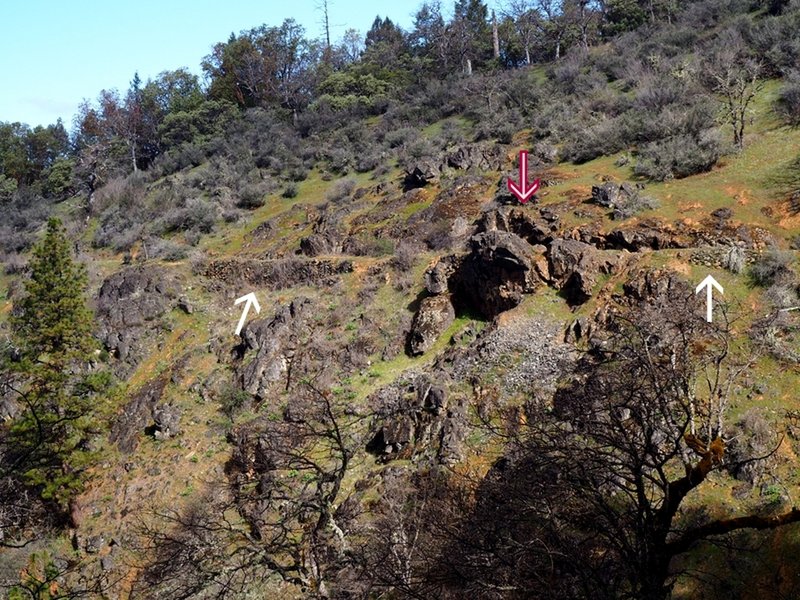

left=622, top=268, right=684, bottom=302
left=458, top=231, right=542, bottom=318
left=110, top=355, right=188, bottom=453
left=591, top=181, right=636, bottom=208
left=408, top=295, right=456, bottom=356
left=204, top=258, right=353, bottom=290
left=237, top=298, right=312, bottom=399
left=299, top=233, right=339, bottom=257
left=404, top=143, right=505, bottom=189
left=366, top=374, right=464, bottom=464
left=404, top=160, right=441, bottom=188
left=424, top=256, right=458, bottom=295
left=444, top=143, right=504, bottom=172
left=151, top=403, right=181, bottom=440
left=548, top=239, right=620, bottom=305
left=110, top=377, right=168, bottom=453
left=96, top=266, right=181, bottom=376
left=480, top=206, right=554, bottom=247
left=605, top=226, right=680, bottom=251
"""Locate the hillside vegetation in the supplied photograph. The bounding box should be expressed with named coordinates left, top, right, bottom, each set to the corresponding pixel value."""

left=2, top=0, right=800, bottom=598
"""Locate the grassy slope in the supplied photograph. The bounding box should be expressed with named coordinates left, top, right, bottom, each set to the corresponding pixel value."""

left=2, top=74, right=799, bottom=597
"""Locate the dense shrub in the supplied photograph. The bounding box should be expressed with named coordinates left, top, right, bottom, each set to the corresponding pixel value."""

left=237, top=183, right=268, bottom=209
left=391, top=241, right=418, bottom=272
left=750, top=248, right=796, bottom=287
left=326, top=178, right=357, bottom=203
left=563, top=118, right=627, bottom=163
left=2, top=253, right=27, bottom=275
left=326, top=145, right=355, bottom=174
left=282, top=183, right=298, bottom=198
left=155, top=198, right=217, bottom=234
left=147, top=237, right=190, bottom=261
left=0, top=189, right=52, bottom=254
left=474, top=113, right=518, bottom=144
left=777, top=71, right=800, bottom=126
left=218, top=384, right=253, bottom=418
left=633, top=131, right=722, bottom=180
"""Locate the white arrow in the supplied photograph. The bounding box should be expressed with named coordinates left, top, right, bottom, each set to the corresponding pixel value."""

left=234, top=292, right=261, bottom=336
left=695, top=275, right=724, bottom=323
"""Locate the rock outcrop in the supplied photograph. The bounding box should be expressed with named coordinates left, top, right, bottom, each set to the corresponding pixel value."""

left=205, top=258, right=353, bottom=289
left=236, top=298, right=312, bottom=399
left=424, top=256, right=458, bottom=295
left=408, top=294, right=456, bottom=356
left=150, top=404, right=182, bottom=440
left=110, top=359, right=183, bottom=453
left=404, top=143, right=504, bottom=189
left=548, top=239, right=621, bottom=305
left=96, top=266, right=181, bottom=376
left=480, top=206, right=555, bottom=247
left=457, top=231, right=543, bottom=318
left=366, top=373, right=465, bottom=465
left=404, top=160, right=442, bottom=188
left=591, top=181, right=639, bottom=209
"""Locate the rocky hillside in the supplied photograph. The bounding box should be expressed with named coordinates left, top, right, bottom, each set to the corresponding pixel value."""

left=3, top=0, right=800, bottom=597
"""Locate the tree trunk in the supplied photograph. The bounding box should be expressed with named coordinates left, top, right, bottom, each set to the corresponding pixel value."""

left=525, top=46, right=531, bottom=65
left=492, top=11, right=500, bottom=60
left=465, top=58, right=473, bottom=76
left=130, top=141, right=138, bottom=173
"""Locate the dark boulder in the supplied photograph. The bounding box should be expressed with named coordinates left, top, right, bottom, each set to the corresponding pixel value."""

left=548, top=239, right=621, bottom=305
left=457, top=231, right=542, bottom=318
left=424, top=256, right=459, bottom=295
left=404, top=160, right=441, bottom=189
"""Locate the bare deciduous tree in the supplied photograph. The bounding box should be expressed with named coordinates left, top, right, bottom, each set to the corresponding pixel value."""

left=434, top=282, right=798, bottom=600
left=135, top=380, right=367, bottom=598
left=704, top=33, right=764, bottom=150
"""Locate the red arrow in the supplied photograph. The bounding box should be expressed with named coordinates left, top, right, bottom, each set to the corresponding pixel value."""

left=507, top=150, right=541, bottom=204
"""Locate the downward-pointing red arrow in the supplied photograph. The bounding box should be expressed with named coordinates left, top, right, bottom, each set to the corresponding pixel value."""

left=507, top=150, right=541, bottom=204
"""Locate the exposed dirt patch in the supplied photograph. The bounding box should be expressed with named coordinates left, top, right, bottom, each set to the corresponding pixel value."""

left=666, top=259, right=692, bottom=275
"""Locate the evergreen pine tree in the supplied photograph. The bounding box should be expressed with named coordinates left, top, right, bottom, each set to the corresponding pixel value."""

left=5, top=218, right=107, bottom=510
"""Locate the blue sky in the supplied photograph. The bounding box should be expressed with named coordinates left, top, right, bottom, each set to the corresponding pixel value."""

left=0, top=0, right=427, bottom=129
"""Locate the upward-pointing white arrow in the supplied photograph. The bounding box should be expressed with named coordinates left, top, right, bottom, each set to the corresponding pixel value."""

left=695, top=275, right=724, bottom=323
left=234, top=292, right=261, bottom=336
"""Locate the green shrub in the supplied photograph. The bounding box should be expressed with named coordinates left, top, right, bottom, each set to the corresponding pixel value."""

left=237, top=183, right=267, bottom=209
left=750, top=248, right=796, bottom=287
left=633, top=131, right=722, bottom=180
left=777, top=71, right=800, bottom=126
left=219, top=385, right=252, bottom=417
left=282, top=183, right=299, bottom=198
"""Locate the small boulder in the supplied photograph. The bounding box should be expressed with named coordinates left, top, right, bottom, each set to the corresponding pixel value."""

left=404, top=160, right=441, bottom=189
left=548, top=239, right=620, bottom=304
left=151, top=403, right=181, bottom=440
left=424, top=256, right=459, bottom=295
left=408, top=295, right=456, bottom=356
left=177, top=296, right=193, bottom=314
left=591, top=182, right=625, bottom=208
